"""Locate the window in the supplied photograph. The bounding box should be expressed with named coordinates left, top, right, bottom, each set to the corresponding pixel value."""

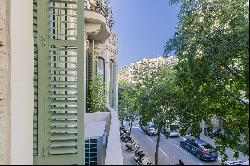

left=85, top=138, right=98, bottom=165
left=201, top=144, right=213, bottom=150
left=97, top=57, right=105, bottom=82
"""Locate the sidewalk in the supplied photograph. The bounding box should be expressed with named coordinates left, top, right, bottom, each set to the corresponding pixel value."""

left=200, top=134, right=249, bottom=162
left=121, top=140, right=137, bottom=165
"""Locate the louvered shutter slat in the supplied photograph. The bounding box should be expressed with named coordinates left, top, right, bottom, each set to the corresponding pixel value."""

left=50, top=140, right=77, bottom=148
left=50, top=113, right=77, bottom=120
left=50, top=120, right=77, bottom=127
left=50, top=107, right=77, bottom=113
left=50, top=133, right=77, bottom=141
left=50, top=87, right=77, bottom=91
left=50, top=128, right=77, bottom=134
left=50, top=94, right=77, bottom=98
left=50, top=68, right=77, bottom=72
left=50, top=101, right=77, bottom=106
left=50, top=147, right=77, bottom=155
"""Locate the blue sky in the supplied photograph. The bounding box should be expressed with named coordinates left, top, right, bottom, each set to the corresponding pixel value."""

left=110, top=0, right=180, bottom=68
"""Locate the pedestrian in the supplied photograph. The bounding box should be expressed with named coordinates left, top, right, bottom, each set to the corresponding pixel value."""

left=178, top=159, right=184, bottom=165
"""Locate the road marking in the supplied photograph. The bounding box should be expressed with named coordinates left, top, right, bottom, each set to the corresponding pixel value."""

left=218, top=157, right=221, bottom=161
left=199, top=162, right=203, bottom=165
left=132, top=126, right=140, bottom=129
left=136, top=127, right=154, bottom=143
left=174, top=144, right=189, bottom=155
left=159, top=148, right=169, bottom=158
left=146, top=135, right=154, bottom=143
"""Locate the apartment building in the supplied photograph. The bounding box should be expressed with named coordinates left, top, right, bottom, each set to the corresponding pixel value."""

left=119, top=56, right=178, bottom=83
left=0, top=0, right=122, bottom=165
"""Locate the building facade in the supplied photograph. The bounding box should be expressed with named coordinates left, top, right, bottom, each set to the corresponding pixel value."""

left=0, top=0, right=122, bottom=165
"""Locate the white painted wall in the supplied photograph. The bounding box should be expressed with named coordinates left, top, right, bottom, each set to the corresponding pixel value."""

left=10, top=0, right=33, bottom=164
left=105, top=107, right=123, bottom=165
left=85, top=112, right=111, bottom=127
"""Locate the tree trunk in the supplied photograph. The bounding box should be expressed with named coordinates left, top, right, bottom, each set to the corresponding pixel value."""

left=121, top=119, right=124, bottom=127
left=129, top=121, right=133, bottom=136
left=155, top=128, right=161, bottom=165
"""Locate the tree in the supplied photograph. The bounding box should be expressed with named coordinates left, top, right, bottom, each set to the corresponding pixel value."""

left=165, top=0, right=249, bottom=161
left=118, top=80, right=127, bottom=127
left=134, top=60, right=179, bottom=165
left=87, top=74, right=106, bottom=112
left=118, top=80, right=139, bottom=135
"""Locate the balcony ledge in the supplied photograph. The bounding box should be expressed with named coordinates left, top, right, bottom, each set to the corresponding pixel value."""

left=85, top=9, right=111, bottom=42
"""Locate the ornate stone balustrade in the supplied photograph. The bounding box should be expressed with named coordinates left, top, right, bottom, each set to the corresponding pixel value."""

left=85, top=0, right=115, bottom=29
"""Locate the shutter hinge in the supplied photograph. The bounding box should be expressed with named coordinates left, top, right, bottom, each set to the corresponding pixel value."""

left=42, top=35, right=47, bottom=46
left=39, top=35, right=47, bottom=47
left=42, top=146, right=47, bottom=157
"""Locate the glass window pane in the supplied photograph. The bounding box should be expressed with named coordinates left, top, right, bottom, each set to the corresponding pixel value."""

left=97, top=58, right=105, bottom=81
left=90, top=139, right=97, bottom=143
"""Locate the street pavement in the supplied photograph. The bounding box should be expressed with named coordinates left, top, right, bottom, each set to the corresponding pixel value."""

left=121, top=121, right=249, bottom=165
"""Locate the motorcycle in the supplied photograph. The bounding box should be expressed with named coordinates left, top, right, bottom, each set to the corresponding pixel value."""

left=134, top=149, right=145, bottom=162
left=135, top=154, right=152, bottom=165
left=120, top=127, right=129, bottom=135
left=120, top=133, right=133, bottom=142
left=136, top=159, right=153, bottom=165
left=125, top=141, right=139, bottom=152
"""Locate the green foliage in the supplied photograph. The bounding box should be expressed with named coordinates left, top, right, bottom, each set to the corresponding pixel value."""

left=135, top=63, right=179, bottom=128
left=165, top=0, right=249, bottom=158
left=87, top=75, right=106, bottom=112
left=132, top=60, right=179, bottom=164
left=118, top=80, right=139, bottom=125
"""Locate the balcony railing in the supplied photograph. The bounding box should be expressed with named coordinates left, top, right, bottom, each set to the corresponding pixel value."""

left=85, top=0, right=115, bottom=29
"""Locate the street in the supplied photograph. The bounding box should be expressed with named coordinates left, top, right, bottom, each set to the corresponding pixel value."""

left=121, top=121, right=248, bottom=165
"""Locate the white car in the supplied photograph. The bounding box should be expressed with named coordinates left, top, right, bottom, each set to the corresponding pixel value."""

left=163, top=122, right=180, bottom=137
left=225, top=160, right=249, bottom=165
left=141, top=122, right=158, bottom=136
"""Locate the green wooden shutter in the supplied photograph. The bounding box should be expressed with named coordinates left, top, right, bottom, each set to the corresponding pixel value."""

left=34, top=0, right=85, bottom=164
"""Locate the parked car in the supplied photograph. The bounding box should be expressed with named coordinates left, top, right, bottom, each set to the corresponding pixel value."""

left=162, top=122, right=180, bottom=137
left=180, top=138, right=218, bottom=161
left=224, top=160, right=249, bottom=165
left=140, top=122, right=158, bottom=136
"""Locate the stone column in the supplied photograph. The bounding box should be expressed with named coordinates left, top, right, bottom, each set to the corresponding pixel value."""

left=105, top=59, right=110, bottom=105
left=113, top=63, right=118, bottom=110
left=0, top=0, right=11, bottom=164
